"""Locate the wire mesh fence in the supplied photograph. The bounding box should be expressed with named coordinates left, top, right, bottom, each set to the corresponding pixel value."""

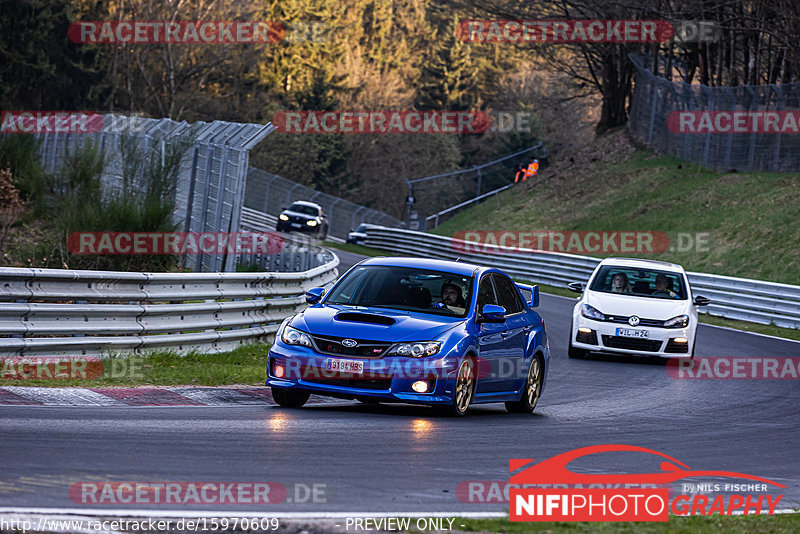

left=244, top=167, right=404, bottom=240
left=628, top=53, right=800, bottom=172
left=34, top=114, right=273, bottom=272
left=408, top=143, right=547, bottom=229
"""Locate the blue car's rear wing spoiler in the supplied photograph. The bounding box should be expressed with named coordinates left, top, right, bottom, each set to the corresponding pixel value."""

left=515, top=283, right=540, bottom=308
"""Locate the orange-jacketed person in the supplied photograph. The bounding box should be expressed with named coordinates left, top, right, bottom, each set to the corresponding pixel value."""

left=514, top=163, right=527, bottom=183
left=525, top=157, right=539, bottom=179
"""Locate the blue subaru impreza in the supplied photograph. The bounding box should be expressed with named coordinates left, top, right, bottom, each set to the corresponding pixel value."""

left=266, top=257, right=550, bottom=416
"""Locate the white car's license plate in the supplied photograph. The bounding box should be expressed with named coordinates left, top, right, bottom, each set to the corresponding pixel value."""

left=291, top=223, right=302, bottom=229
left=325, top=358, right=364, bottom=374
left=616, top=328, right=649, bottom=338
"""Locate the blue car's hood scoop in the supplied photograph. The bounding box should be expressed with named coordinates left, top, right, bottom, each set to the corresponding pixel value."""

left=292, top=305, right=461, bottom=342
left=334, top=312, right=396, bottom=326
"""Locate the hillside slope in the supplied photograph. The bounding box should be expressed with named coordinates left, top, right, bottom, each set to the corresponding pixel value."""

left=432, top=130, right=800, bottom=285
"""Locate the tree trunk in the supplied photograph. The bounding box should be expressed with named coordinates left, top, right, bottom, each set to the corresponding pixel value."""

left=596, top=47, right=631, bottom=134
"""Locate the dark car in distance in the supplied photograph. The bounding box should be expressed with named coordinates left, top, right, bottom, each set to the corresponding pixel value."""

left=276, top=201, right=329, bottom=239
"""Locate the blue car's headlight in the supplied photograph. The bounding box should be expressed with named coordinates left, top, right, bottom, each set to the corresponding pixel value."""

left=281, top=325, right=313, bottom=347
left=580, top=303, right=605, bottom=321
left=664, top=314, right=689, bottom=328
left=387, top=341, right=442, bottom=358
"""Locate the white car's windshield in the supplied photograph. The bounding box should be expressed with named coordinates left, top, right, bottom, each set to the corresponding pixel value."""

left=590, top=266, right=687, bottom=300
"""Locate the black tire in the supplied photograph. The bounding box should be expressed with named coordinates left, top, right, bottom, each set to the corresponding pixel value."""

left=271, top=387, right=310, bottom=408
left=506, top=355, right=544, bottom=414
left=441, top=357, right=475, bottom=417
left=319, top=224, right=328, bottom=240
left=568, top=343, right=587, bottom=359
left=567, top=321, right=587, bottom=359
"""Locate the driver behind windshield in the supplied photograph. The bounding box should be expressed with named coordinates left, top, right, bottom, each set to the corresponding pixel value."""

left=654, top=274, right=677, bottom=298
left=440, top=281, right=466, bottom=312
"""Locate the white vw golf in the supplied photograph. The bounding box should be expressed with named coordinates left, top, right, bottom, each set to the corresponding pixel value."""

left=567, top=258, right=710, bottom=359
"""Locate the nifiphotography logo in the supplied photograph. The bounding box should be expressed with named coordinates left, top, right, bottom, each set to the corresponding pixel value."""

left=508, top=444, right=784, bottom=522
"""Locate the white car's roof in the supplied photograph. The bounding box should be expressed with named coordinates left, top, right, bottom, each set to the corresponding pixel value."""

left=597, top=257, right=685, bottom=273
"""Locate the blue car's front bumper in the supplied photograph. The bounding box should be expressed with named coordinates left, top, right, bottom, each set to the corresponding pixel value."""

left=266, top=343, right=462, bottom=404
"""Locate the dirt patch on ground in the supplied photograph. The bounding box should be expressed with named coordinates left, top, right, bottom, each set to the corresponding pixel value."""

left=528, top=128, right=637, bottom=203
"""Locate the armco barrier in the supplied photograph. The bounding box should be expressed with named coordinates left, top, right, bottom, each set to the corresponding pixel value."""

left=364, top=226, right=800, bottom=330
left=0, top=248, right=338, bottom=358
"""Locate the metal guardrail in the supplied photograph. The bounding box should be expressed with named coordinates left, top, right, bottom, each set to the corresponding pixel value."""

left=364, top=226, right=800, bottom=330
left=0, top=250, right=339, bottom=358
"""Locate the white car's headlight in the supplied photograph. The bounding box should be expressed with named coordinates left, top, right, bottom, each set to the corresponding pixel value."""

left=279, top=214, right=289, bottom=221
left=281, top=325, right=313, bottom=347
left=387, top=341, right=442, bottom=358
left=580, top=303, right=605, bottom=321
left=664, top=314, right=689, bottom=328
left=306, top=220, right=318, bottom=226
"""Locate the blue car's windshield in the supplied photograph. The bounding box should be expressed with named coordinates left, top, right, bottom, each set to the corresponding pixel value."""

left=325, top=265, right=474, bottom=317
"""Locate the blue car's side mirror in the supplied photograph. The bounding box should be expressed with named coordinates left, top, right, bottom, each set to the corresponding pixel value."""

left=305, top=287, right=325, bottom=304
left=480, top=304, right=507, bottom=323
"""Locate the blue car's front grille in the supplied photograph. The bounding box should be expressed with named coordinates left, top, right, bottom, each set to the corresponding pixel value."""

left=310, top=334, right=392, bottom=358
left=298, top=364, right=392, bottom=390
left=306, top=376, right=392, bottom=390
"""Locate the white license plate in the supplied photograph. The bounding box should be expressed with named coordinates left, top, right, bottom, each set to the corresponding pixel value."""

left=325, top=358, right=364, bottom=374
left=616, top=328, right=649, bottom=338
left=291, top=223, right=302, bottom=228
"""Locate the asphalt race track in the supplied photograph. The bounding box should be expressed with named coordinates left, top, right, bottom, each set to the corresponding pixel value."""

left=0, top=250, right=798, bottom=516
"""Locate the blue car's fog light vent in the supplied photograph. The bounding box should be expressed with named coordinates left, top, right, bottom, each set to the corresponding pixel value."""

left=334, top=312, right=396, bottom=326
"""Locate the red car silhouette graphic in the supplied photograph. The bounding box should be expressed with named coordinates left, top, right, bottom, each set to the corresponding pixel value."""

left=510, top=444, right=785, bottom=487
